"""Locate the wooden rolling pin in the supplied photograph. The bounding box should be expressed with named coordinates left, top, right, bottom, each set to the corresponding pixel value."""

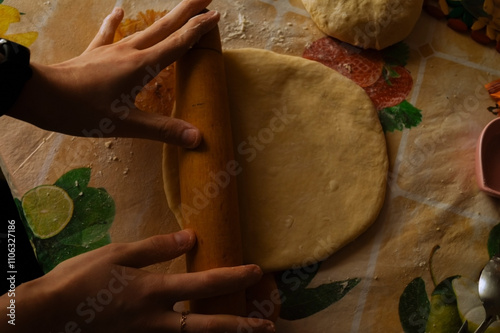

left=175, top=24, right=246, bottom=315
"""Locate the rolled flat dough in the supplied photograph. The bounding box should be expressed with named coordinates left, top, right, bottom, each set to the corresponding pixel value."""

left=301, top=0, right=423, bottom=50
left=163, top=48, right=388, bottom=272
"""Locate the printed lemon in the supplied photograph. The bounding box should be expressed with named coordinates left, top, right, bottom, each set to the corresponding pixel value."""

left=453, top=276, right=500, bottom=333
left=21, top=185, right=74, bottom=239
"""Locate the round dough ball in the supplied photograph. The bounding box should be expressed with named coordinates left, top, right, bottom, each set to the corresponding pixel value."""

left=301, top=0, right=423, bottom=50
left=164, top=49, right=388, bottom=272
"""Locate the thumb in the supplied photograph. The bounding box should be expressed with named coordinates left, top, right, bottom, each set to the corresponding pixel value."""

left=116, top=108, right=202, bottom=148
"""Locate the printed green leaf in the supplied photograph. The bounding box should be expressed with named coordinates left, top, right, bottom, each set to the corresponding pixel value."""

left=446, top=0, right=463, bottom=9
left=14, top=197, right=33, bottom=240
left=460, top=9, right=476, bottom=28
left=433, top=276, right=459, bottom=299
left=382, top=66, right=402, bottom=86
left=461, top=0, right=490, bottom=19
left=399, top=277, right=430, bottom=333
left=279, top=278, right=361, bottom=321
left=379, top=100, right=423, bottom=132
left=276, top=262, right=322, bottom=292
left=33, top=234, right=111, bottom=272
left=16, top=168, right=115, bottom=273
left=449, top=6, right=466, bottom=18
left=56, top=187, right=115, bottom=247
left=276, top=263, right=361, bottom=320
left=54, top=167, right=91, bottom=199
left=487, top=223, right=500, bottom=258
left=382, top=42, right=410, bottom=67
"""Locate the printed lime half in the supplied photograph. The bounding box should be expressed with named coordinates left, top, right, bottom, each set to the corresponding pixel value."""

left=21, top=185, right=74, bottom=239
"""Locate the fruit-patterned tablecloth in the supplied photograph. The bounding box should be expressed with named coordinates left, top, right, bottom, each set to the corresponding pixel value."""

left=1, top=0, right=500, bottom=332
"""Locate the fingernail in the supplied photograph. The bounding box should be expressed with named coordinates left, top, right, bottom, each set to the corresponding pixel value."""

left=174, top=229, right=193, bottom=247
left=243, top=264, right=263, bottom=284
left=181, top=128, right=201, bottom=148
left=246, top=264, right=263, bottom=276
left=265, top=322, right=276, bottom=333
left=202, top=10, right=220, bottom=22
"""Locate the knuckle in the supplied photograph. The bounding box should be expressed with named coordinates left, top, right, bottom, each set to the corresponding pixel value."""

left=158, top=117, right=181, bottom=143
left=106, top=242, right=129, bottom=257
left=147, top=235, right=170, bottom=258
left=201, top=316, right=221, bottom=333
left=167, top=30, right=186, bottom=47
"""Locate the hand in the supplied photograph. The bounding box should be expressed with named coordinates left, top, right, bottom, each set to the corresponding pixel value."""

left=8, top=0, right=221, bottom=148
left=1, top=229, right=275, bottom=333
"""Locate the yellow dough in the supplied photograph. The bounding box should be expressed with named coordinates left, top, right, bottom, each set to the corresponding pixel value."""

left=163, top=49, right=388, bottom=272
left=301, top=0, right=423, bottom=50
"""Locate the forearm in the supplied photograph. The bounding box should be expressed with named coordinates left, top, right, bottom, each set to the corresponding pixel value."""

left=0, top=276, right=60, bottom=332
left=0, top=288, right=16, bottom=329
left=6, top=62, right=56, bottom=126
left=6, top=63, right=50, bottom=123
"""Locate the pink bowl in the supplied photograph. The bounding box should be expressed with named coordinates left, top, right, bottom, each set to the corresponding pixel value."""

left=476, top=117, right=500, bottom=198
